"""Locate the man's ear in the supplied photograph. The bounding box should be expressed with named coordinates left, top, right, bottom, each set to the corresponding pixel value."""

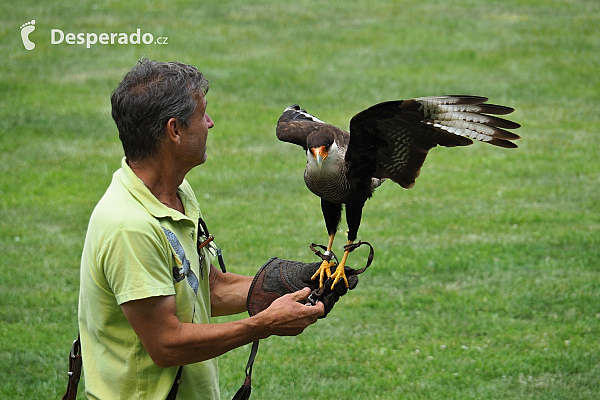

left=165, top=117, right=182, bottom=144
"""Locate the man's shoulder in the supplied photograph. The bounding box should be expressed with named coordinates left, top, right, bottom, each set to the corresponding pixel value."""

left=89, top=175, right=161, bottom=238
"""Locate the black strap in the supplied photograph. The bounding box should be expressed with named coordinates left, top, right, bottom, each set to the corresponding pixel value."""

left=245, top=340, right=260, bottom=379
left=165, top=365, right=184, bottom=400
left=232, top=340, right=260, bottom=400
left=197, top=217, right=210, bottom=237
left=198, top=218, right=227, bottom=273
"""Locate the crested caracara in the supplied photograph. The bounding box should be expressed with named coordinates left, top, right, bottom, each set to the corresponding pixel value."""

left=276, top=96, right=521, bottom=288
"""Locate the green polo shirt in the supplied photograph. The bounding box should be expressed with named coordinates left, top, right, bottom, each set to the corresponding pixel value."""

left=78, top=157, right=219, bottom=400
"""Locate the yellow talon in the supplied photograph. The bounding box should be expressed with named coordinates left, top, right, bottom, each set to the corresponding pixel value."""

left=330, top=241, right=353, bottom=289
left=330, top=264, right=349, bottom=289
left=311, top=259, right=335, bottom=288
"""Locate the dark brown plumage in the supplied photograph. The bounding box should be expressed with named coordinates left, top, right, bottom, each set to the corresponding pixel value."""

left=276, top=96, right=521, bottom=288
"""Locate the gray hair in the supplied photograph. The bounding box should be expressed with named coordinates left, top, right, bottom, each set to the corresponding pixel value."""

left=111, top=58, right=209, bottom=162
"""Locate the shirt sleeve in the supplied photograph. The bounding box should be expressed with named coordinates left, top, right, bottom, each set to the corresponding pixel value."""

left=98, top=227, right=176, bottom=305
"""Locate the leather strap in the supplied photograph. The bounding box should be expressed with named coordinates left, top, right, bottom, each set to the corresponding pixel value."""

left=342, top=241, right=374, bottom=274
left=245, top=340, right=259, bottom=381
left=232, top=340, right=260, bottom=400
left=307, top=241, right=373, bottom=303
left=61, top=335, right=82, bottom=400
left=310, top=241, right=374, bottom=274
left=308, top=243, right=338, bottom=264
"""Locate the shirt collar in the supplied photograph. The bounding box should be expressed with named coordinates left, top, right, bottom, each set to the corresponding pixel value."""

left=118, top=157, right=199, bottom=222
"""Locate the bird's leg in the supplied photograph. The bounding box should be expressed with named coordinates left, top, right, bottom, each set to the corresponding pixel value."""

left=330, top=239, right=354, bottom=289
left=332, top=200, right=363, bottom=289
left=311, top=233, right=337, bottom=288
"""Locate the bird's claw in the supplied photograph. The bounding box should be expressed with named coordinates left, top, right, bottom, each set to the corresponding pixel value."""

left=311, top=259, right=336, bottom=288
left=330, top=264, right=349, bottom=289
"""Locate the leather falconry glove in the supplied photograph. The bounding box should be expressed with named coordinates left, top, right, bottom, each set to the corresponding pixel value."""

left=247, top=257, right=359, bottom=318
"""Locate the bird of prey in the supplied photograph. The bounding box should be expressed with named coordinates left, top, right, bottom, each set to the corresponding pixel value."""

left=276, top=96, right=521, bottom=289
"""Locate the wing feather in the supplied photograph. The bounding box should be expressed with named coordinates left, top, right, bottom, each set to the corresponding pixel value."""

left=347, top=96, right=520, bottom=189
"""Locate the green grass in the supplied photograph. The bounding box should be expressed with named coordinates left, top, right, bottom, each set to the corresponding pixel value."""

left=1, top=0, right=599, bottom=398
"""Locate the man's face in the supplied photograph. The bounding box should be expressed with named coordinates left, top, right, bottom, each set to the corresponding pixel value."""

left=180, top=94, right=214, bottom=167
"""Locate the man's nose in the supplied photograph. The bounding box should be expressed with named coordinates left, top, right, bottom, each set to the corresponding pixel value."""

left=206, top=113, right=215, bottom=129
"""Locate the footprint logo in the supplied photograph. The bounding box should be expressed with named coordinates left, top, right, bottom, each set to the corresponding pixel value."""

left=20, top=20, right=36, bottom=51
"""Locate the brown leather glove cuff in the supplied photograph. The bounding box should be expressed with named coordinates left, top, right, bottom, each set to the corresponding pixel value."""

left=247, top=257, right=321, bottom=316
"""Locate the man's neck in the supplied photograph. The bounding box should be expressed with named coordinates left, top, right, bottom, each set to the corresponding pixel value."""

left=128, top=157, right=187, bottom=213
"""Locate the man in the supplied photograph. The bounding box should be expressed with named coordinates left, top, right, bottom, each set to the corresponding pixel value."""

left=78, top=59, right=352, bottom=399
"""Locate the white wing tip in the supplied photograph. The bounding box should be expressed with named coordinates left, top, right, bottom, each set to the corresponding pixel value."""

left=283, top=105, right=326, bottom=124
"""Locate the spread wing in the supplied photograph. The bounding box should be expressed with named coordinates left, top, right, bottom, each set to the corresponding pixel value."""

left=347, top=96, right=521, bottom=189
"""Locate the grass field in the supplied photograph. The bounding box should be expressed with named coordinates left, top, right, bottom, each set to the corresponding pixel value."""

left=1, top=0, right=599, bottom=398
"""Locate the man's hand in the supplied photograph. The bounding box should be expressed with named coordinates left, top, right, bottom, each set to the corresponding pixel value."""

left=254, top=288, right=324, bottom=336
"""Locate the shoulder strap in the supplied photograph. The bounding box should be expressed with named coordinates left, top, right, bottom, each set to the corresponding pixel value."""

left=164, top=218, right=228, bottom=399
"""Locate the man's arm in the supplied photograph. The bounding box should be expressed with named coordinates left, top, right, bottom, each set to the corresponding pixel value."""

left=120, top=285, right=323, bottom=368
left=208, top=264, right=251, bottom=316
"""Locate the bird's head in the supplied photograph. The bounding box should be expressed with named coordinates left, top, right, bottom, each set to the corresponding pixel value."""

left=306, top=132, right=335, bottom=169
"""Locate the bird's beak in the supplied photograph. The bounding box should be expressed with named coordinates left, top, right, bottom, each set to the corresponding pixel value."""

left=311, top=146, right=328, bottom=169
